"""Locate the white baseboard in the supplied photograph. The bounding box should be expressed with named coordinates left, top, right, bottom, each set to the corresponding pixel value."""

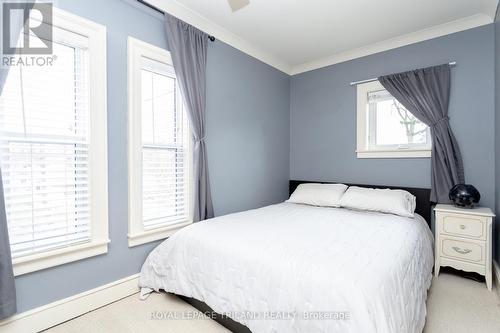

left=494, top=261, right=500, bottom=300
left=0, top=274, right=140, bottom=333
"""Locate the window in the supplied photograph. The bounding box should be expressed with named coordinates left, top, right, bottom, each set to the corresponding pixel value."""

left=128, top=37, right=192, bottom=247
left=356, top=80, right=431, bottom=158
left=0, top=9, right=108, bottom=276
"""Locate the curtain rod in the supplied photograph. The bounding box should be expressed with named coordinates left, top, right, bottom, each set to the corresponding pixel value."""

left=136, top=0, right=216, bottom=42
left=349, top=61, right=456, bottom=86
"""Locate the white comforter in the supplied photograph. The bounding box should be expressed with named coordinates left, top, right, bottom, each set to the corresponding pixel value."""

left=139, top=203, right=434, bottom=333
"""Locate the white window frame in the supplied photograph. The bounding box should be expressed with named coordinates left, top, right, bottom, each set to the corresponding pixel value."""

left=127, top=37, right=193, bottom=248
left=10, top=8, right=108, bottom=276
left=356, top=80, right=431, bottom=159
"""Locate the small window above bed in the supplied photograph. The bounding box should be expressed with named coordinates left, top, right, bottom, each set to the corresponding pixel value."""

left=127, top=37, right=193, bottom=247
left=356, top=81, right=431, bottom=158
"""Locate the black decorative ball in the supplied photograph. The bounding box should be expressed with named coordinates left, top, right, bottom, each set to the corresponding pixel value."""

left=449, top=184, right=481, bottom=208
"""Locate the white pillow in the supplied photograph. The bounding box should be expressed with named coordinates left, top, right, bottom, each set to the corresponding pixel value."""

left=287, top=183, right=348, bottom=207
left=339, top=186, right=416, bottom=217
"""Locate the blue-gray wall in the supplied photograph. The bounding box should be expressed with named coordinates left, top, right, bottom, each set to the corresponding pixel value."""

left=12, top=0, right=499, bottom=314
left=290, top=25, right=496, bottom=252
left=290, top=25, right=495, bottom=208
left=207, top=42, right=290, bottom=216
left=14, top=0, right=290, bottom=312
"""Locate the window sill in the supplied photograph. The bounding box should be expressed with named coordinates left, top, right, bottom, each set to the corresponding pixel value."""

left=12, top=239, right=110, bottom=276
left=356, top=149, right=431, bottom=159
left=128, top=220, right=193, bottom=247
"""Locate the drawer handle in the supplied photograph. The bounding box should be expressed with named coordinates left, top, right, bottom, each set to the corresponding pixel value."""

left=459, top=224, right=466, bottom=230
left=452, top=246, right=472, bottom=255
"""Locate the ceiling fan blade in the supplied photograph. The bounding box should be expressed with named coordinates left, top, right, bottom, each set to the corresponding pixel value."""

left=227, top=0, right=250, bottom=12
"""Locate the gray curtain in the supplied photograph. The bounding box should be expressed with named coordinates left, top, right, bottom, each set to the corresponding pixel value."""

left=379, top=64, right=464, bottom=203
left=164, top=14, right=214, bottom=221
left=0, top=1, right=33, bottom=319
left=0, top=172, right=15, bottom=320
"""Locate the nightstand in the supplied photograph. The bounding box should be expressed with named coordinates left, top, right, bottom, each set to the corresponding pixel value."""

left=434, top=204, right=495, bottom=290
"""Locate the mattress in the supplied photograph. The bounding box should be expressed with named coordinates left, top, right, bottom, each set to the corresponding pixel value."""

left=139, top=203, right=434, bottom=333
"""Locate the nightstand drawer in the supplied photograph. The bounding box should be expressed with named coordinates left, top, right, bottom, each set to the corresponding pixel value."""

left=440, top=213, right=486, bottom=240
left=434, top=204, right=495, bottom=290
left=441, top=238, right=485, bottom=264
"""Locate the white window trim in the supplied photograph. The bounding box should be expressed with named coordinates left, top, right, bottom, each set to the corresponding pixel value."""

left=127, top=37, right=193, bottom=248
left=356, top=80, right=431, bottom=159
left=11, top=8, right=109, bottom=276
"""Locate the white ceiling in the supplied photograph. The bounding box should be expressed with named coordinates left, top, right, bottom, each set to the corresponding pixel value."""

left=150, top=0, right=499, bottom=74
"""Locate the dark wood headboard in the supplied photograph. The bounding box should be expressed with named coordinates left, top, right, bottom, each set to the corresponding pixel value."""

left=289, top=180, right=432, bottom=225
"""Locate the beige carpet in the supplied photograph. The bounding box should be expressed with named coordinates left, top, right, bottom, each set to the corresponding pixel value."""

left=45, top=272, right=500, bottom=333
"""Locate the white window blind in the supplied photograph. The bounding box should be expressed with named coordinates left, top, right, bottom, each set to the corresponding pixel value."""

left=140, top=56, right=189, bottom=229
left=0, top=30, right=91, bottom=258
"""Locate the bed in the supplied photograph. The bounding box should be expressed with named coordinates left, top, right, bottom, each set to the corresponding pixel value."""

left=139, top=180, right=434, bottom=333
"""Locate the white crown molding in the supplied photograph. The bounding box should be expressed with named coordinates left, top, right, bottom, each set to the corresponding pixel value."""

left=139, top=3, right=492, bottom=76
left=290, top=14, right=493, bottom=75
left=147, top=0, right=291, bottom=74
left=0, top=274, right=140, bottom=333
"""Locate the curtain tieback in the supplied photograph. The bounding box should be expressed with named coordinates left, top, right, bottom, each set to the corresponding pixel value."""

left=430, top=116, right=449, bottom=128
left=194, top=136, right=206, bottom=143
